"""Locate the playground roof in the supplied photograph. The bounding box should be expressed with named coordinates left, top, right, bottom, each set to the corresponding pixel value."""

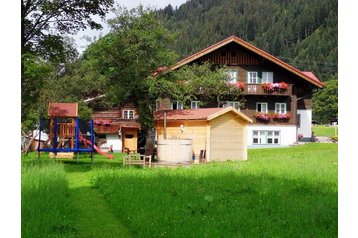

left=48, top=103, right=78, bottom=118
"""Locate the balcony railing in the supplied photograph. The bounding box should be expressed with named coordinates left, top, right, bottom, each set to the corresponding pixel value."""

left=244, top=84, right=292, bottom=96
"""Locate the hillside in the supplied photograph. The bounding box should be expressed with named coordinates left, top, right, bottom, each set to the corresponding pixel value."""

left=160, top=0, right=337, bottom=81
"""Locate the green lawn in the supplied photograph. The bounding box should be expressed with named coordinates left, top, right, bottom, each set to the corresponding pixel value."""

left=22, top=143, right=338, bottom=237
left=312, top=125, right=338, bottom=137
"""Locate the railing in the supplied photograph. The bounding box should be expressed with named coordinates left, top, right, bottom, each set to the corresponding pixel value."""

left=244, top=84, right=292, bottom=96
left=58, top=122, right=75, bottom=137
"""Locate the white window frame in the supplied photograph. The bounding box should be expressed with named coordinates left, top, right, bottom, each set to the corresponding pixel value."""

left=252, top=131, right=280, bottom=145
left=262, top=72, right=273, bottom=83
left=225, top=69, right=238, bottom=84
left=275, top=103, right=287, bottom=114
left=256, top=102, right=268, bottom=113
left=123, top=110, right=134, bottom=119
left=225, top=101, right=240, bottom=110
left=171, top=101, right=183, bottom=110
left=247, top=71, right=259, bottom=84
left=191, top=101, right=200, bottom=109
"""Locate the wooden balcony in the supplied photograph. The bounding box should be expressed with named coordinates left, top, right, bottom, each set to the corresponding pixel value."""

left=243, top=84, right=293, bottom=96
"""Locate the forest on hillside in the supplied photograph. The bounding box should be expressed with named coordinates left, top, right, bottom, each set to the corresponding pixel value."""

left=159, top=0, right=337, bottom=82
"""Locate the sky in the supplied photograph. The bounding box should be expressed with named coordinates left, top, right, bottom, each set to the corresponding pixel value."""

left=73, top=0, right=188, bottom=54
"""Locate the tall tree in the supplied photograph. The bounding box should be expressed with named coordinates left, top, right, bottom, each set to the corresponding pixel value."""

left=21, top=0, right=114, bottom=132
left=21, top=0, right=114, bottom=61
left=85, top=6, right=179, bottom=155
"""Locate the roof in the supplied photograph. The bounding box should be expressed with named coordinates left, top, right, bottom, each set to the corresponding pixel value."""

left=154, top=107, right=252, bottom=123
left=170, top=35, right=324, bottom=88
left=48, top=103, right=78, bottom=118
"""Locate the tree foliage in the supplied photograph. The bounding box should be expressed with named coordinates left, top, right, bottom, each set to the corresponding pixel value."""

left=21, top=0, right=114, bottom=62
left=84, top=6, right=179, bottom=129
left=148, top=62, right=245, bottom=108
left=313, top=79, right=338, bottom=124
left=21, top=53, right=53, bottom=131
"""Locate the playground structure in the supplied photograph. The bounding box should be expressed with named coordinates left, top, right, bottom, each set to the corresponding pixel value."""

left=37, top=103, right=114, bottom=161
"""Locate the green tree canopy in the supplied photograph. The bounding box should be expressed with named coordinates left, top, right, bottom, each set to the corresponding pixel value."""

left=21, top=0, right=114, bottom=62
left=313, top=78, right=338, bottom=124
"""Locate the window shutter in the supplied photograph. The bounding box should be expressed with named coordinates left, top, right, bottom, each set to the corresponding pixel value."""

left=258, top=71, right=262, bottom=84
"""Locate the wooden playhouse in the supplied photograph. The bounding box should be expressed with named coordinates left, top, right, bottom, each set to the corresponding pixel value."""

left=154, top=107, right=252, bottom=162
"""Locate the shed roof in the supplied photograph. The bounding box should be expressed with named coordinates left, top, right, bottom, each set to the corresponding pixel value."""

left=154, top=107, right=252, bottom=123
left=48, top=103, right=78, bottom=118
left=169, top=35, right=324, bottom=88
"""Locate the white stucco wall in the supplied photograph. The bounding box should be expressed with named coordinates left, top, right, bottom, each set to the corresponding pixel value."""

left=101, top=134, right=122, bottom=152
left=297, top=109, right=312, bottom=138
left=248, top=125, right=297, bottom=147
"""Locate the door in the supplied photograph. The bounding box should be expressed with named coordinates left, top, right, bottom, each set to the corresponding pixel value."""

left=123, top=129, right=138, bottom=151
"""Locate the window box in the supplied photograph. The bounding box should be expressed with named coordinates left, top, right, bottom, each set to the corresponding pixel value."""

left=261, top=82, right=288, bottom=92
left=254, top=112, right=271, bottom=121
left=234, top=81, right=245, bottom=90
left=272, top=113, right=291, bottom=120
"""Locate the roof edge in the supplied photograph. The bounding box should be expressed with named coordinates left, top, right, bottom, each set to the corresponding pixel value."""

left=207, top=107, right=253, bottom=123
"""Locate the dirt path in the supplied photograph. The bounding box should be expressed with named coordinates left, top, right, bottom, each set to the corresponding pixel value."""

left=67, top=171, right=131, bottom=238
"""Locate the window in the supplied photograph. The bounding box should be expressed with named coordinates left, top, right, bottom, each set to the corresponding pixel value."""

left=275, top=103, right=286, bottom=114
left=191, top=101, right=200, bottom=109
left=123, top=110, right=134, bottom=119
left=262, top=72, right=273, bottom=83
left=247, top=72, right=259, bottom=84
left=221, top=51, right=227, bottom=57
left=225, top=101, right=240, bottom=110
left=225, top=69, right=238, bottom=84
left=171, top=101, right=183, bottom=110
left=253, top=131, right=280, bottom=145
left=256, top=102, right=268, bottom=113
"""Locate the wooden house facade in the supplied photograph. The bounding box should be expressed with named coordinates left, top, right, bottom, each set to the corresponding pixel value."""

left=161, top=36, right=324, bottom=147
left=93, top=101, right=141, bottom=152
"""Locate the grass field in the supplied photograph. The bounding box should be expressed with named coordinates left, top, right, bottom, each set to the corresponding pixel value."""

left=312, top=125, right=338, bottom=137
left=22, top=143, right=338, bottom=237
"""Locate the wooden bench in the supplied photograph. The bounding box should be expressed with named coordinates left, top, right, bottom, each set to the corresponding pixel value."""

left=123, top=154, right=152, bottom=168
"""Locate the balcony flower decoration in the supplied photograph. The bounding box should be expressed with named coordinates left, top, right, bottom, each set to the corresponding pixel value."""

left=261, top=82, right=288, bottom=92
left=272, top=113, right=292, bottom=120
left=254, top=112, right=271, bottom=121
left=278, top=82, right=288, bottom=90
left=261, top=83, right=274, bottom=91
left=234, top=81, right=245, bottom=90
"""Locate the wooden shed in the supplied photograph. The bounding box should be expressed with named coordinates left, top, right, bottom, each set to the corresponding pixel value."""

left=155, top=107, right=252, bottom=161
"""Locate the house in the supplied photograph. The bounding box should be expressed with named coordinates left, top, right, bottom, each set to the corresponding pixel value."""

left=160, top=35, right=324, bottom=147
left=154, top=107, right=252, bottom=161
left=93, top=101, right=141, bottom=152
left=93, top=35, right=324, bottom=151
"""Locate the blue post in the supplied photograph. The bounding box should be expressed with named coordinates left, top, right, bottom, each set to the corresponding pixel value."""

left=90, top=119, right=94, bottom=163
left=90, top=120, right=95, bottom=152
left=75, top=118, right=80, bottom=151
left=53, top=118, right=58, bottom=154
left=75, top=118, right=80, bottom=162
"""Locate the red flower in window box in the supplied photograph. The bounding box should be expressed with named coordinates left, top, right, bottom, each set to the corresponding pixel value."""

left=272, top=113, right=291, bottom=120
left=261, top=82, right=288, bottom=92
left=261, top=83, right=274, bottom=91
left=279, top=82, right=288, bottom=90
left=234, top=81, right=245, bottom=90
left=254, top=112, right=271, bottom=121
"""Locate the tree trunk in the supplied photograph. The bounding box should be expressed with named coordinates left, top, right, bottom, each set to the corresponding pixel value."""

left=145, top=127, right=156, bottom=158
